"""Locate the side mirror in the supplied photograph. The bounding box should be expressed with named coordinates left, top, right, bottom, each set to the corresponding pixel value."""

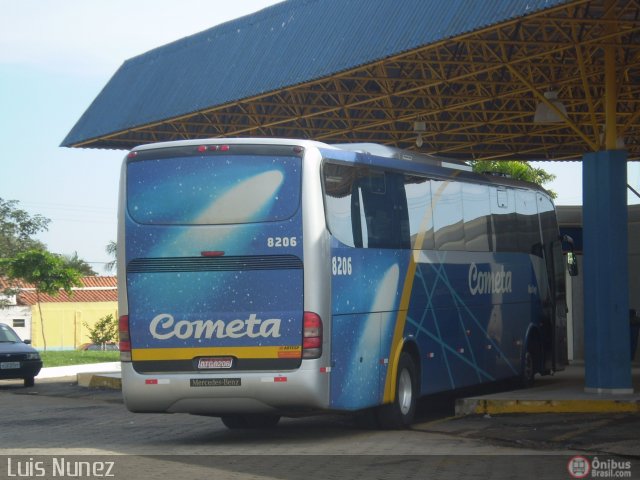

left=563, top=234, right=579, bottom=277
left=24, top=339, right=31, bottom=345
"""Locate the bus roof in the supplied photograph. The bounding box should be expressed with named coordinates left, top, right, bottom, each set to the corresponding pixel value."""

left=128, top=138, right=551, bottom=198
left=321, top=143, right=551, bottom=197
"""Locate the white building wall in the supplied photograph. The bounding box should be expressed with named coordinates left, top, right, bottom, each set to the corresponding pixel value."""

left=560, top=205, right=640, bottom=363
left=0, top=305, right=33, bottom=341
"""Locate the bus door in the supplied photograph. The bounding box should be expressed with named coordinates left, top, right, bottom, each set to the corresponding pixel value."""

left=537, top=193, right=568, bottom=372
left=549, top=239, right=568, bottom=370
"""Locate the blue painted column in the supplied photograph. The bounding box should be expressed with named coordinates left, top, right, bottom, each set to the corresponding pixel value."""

left=582, top=149, right=632, bottom=393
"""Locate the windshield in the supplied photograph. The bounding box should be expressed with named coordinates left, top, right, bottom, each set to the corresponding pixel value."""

left=0, top=324, right=21, bottom=342
left=127, top=153, right=301, bottom=225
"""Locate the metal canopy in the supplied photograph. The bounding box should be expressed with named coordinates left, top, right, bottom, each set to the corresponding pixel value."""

left=64, top=0, right=639, bottom=161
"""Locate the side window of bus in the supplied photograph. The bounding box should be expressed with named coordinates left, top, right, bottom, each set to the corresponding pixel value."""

left=324, top=163, right=359, bottom=247
left=516, top=190, right=542, bottom=255
left=432, top=180, right=465, bottom=251
left=537, top=193, right=560, bottom=287
left=490, top=187, right=518, bottom=252
left=537, top=193, right=558, bottom=249
left=323, top=163, right=410, bottom=249
left=462, top=183, right=491, bottom=251
left=357, top=170, right=410, bottom=249
left=404, top=175, right=434, bottom=250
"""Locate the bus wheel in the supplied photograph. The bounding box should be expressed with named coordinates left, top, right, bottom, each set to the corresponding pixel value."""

left=245, top=414, right=280, bottom=429
left=221, top=415, right=248, bottom=429
left=519, top=343, right=536, bottom=388
left=376, top=352, right=417, bottom=429
left=221, top=414, right=280, bottom=429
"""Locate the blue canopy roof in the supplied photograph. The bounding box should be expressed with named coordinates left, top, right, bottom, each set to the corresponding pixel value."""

left=62, top=0, right=569, bottom=148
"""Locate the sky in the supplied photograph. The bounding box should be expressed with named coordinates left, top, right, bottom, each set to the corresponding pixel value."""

left=0, top=0, right=283, bottom=274
left=0, top=0, right=638, bottom=275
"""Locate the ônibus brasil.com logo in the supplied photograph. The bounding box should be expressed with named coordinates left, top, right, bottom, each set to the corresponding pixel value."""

left=568, top=456, right=591, bottom=479
left=568, top=456, right=632, bottom=479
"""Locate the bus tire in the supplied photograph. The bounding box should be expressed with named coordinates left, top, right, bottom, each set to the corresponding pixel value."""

left=221, top=414, right=280, bottom=429
left=245, top=414, right=280, bottom=429
left=221, top=415, right=248, bottom=429
left=376, top=352, right=417, bottom=429
left=519, top=342, right=537, bottom=388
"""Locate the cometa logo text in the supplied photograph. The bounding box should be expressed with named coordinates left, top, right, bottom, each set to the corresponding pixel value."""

left=149, top=313, right=282, bottom=340
left=468, top=263, right=513, bottom=295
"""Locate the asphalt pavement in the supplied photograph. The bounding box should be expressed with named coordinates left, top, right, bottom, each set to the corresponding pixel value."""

left=2, top=360, right=637, bottom=458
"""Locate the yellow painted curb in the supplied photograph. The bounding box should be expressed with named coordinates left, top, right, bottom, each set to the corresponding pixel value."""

left=77, top=372, right=122, bottom=390
left=466, top=399, right=640, bottom=415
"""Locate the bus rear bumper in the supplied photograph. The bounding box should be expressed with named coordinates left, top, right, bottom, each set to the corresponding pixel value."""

left=120, top=362, right=330, bottom=416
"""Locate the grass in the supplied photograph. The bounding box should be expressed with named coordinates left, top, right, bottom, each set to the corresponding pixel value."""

left=39, top=350, right=120, bottom=368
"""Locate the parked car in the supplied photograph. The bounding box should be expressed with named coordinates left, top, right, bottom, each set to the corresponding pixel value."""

left=78, top=342, right=119, bottom=351
left=0, top=323, right=42, bottom=387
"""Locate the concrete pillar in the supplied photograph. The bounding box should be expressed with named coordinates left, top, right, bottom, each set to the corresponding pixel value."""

left=582, top=150, right=633, bottom=393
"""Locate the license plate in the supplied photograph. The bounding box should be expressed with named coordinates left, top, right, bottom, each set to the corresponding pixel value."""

left=197, top=357, right=233, bottom=369
left=0, top=362, right=20, bottom=369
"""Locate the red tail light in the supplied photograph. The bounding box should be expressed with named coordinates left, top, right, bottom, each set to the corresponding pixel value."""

left=119, top=315, right=131, bottom=361
left=302, top=312, right=322, bottom=359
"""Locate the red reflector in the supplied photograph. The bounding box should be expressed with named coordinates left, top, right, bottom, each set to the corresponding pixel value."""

left=274, top=377, right=287, bottom=383
left=145, top=379, right=158, bottom=385
left=201, top=251, right=225, bottom=257
left=219, top=145, right=230, bottom=151
left=197, top=145, right=207, bottom=152
left=303, top=337, right=322, bottom=349
left=119, top=315, right=129, bottom=332
left=304, top=312, right=321, bottom=328
left=302, top=312, right=322, bottom=359
left=127, top=151, right=138, bottom=159
left=119, top=315, right=131, bottom=354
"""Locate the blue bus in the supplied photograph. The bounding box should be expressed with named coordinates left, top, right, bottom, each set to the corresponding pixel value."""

left=118, top=139, right=571, bottom=429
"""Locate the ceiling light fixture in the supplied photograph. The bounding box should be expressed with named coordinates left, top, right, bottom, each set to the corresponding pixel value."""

left=533, top=90, right=567, bottom=123
left=414, top=120, right=426, bottom=147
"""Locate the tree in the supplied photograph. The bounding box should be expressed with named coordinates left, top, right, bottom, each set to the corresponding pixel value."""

left=63, top=251, right=97, bottom=276
left=105, top=241, right=117, bottom=273
left=0, top=197, right=50, bottom=262
left=1, top=250, right=83, bottom=350
left=470, top=161, right=557, bottom=198
left=83, top=314, right=118, bottom=349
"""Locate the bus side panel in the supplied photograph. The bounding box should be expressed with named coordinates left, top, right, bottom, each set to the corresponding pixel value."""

left=328, top=247, right=408, bottom=410
left=403, top=252, right=540, bottom=394
left=329, top=249, right=545, bottom=406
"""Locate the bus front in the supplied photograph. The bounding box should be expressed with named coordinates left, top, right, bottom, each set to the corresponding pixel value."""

left=118, top=140, right=329, bottom=419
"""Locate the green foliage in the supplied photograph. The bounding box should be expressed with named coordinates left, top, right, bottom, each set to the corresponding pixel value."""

left=0, top=197, right=50, bottom=262
left=64, top=251, right=98, bottom=276
left=105, top=240, right=117, bottom=273
left=83, top=314, right=118, bottom=347
left=470, top=161, right=557, bottom=198
left=39, top=350, right=119, bottom=367
left=1, top=249, right=83, bottom=296
left=1, top=250, right=83, bottom=350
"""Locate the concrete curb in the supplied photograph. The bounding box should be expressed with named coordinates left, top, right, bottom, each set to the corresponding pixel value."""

left=456, top=398, right=640, bottom=415
left=77, top=372, right=122, bottom=390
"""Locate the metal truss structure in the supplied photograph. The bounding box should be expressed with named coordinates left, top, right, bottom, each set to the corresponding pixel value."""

left=77, top=0, right=639, bottom=161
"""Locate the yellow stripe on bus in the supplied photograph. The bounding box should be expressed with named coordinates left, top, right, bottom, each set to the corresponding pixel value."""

left=382, top=175, right=459, bottom=403
left=131, top=346, right=301, bottom=361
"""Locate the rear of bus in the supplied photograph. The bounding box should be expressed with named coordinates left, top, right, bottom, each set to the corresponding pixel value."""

left=118, top=139, right=330, bottom=416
